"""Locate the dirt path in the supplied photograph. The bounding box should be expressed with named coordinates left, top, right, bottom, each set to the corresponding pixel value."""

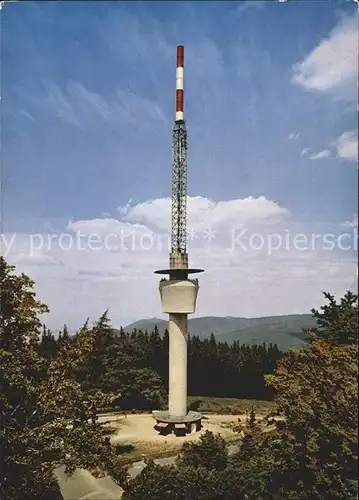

left=55, top=467, right=123, bottom=500
left=102, top=412, right=244, bottom=445
left=57, top=412, right=280, bottom=499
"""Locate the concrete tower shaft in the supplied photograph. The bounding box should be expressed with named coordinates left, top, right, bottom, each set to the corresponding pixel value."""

left=168, top=314, right=187, bottom=417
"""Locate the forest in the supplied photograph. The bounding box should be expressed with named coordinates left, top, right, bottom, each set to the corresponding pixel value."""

left=39, top=322, right=284, bottom=409
left=1, top=256, right=358, bottom=500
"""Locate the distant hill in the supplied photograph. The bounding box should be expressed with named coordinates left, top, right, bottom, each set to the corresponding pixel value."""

left=123, top=314, right=316, bottom=351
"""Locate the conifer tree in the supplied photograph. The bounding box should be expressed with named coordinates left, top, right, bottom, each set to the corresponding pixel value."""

left=304, top=291, right=358, bottom=345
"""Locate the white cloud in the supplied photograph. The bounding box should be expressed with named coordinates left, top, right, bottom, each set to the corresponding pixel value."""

left=2, top=196, right=356, bottom=332
left=43, top=80, right=167, bottom=129
left=116, top=199, right=133, bottom=217
left=67, top=217, right=150, bottom=237
left=115, top=88, right=167, bottom=126
left=300, top=148, right=311, bottom=157
left=18, top=109, right=35, bottom=122
left=287, top=132, right=300, bottom=141
left=13, top=252, right=64, bottom=267
left=122, top=196, right=290, bottom=233
left=341, top=216, right=358, bottom=228
left=308, top=149, right=331, bottom=160
left=334, top=130, right=358, bottom=161
left=301, top=130, right=357, bottom=163
left=292, top=15, right=358, bottom=100
left=235, top=1, right=265, bottom=17
left=44, top=82, right=81, bottom=127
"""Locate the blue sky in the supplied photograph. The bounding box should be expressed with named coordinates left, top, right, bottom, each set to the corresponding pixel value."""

left=1, top=1, right=358, bottom=329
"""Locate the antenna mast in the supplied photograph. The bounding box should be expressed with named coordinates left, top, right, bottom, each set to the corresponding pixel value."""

left=170, top=45, right=188, bottom=270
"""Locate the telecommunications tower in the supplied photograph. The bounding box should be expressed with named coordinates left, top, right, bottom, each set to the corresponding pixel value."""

left=154, top=46, right=204, bottom=434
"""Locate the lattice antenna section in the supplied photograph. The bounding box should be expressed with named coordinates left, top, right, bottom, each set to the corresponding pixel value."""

left=171, top=120, right=188, bottom=255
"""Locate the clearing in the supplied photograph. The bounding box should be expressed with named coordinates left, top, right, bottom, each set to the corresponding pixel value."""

left=57, top=405, right=277, bottom=499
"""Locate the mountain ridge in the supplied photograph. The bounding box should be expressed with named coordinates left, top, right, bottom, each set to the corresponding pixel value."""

left=122, top=314, right=316, bottom=351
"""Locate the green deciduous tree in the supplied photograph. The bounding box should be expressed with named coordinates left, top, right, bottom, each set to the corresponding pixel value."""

left=237, top=290, right=358, bottom=499
left=123, top=290, right=358, bottom=500
left=122, top=459, right=247, bottom=500
left=114, top=367, right=166, bottom=410
left=122, top=462, right=182, bottom=500
left=259, top=340, right=358, bottom=500
left=176, top=430, right=228, bottom=471
left=0, top=258, right=126, bottom=500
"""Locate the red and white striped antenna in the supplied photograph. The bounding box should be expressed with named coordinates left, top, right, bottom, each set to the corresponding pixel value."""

left=175, top=45, right=184, bottom=122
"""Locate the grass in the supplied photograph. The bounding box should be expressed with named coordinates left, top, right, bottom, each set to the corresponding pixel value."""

left=115, top=431, right=243, bottom=466
left=188, top=396, right=274, bottom=415
left=116, top=440, right=184, bottom=465
left=98, top=398, right=275, bottom=417
left=101, top=397, right=275, bottom=465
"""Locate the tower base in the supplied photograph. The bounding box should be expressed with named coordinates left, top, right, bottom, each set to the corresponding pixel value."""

left=152, top=410, right=202, bottom=436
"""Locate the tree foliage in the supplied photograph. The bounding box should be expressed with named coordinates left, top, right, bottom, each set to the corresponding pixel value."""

left=260, top=340, right=358, bottom=500
left=303, top=291, right=358, bottom=345
left=122, top=460, right=220, bottom=500
left=39, top=326, right=283, bottom=404
left=3, top=255, right=356, bottom=499
left=176, top=430, right=228, bottom=471
left=123, top=290, right=358, bottom=500
left=0, top=257, right=126, bottom=500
